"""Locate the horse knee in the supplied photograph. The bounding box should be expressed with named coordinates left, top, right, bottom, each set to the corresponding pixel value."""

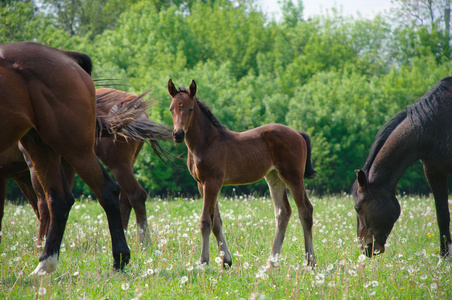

left=200, top=218, right=212, bottom=235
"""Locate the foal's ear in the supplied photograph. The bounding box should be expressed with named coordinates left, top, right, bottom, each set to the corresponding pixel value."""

left=355, top=169, right=368, bottom=193
left=189, top=80, right=197, bottom=97
left=168, top=79, right=177, bottom=97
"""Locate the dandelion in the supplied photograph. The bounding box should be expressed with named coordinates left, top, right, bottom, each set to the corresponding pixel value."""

left=73, top=271, right=79, bottom=277
left=243, top=262, right=250, bottom=269
left=154, top=250, right=162, bottom=257
left=430, top=282, right=437, bottom=290
left=371, top=280, right=379, bottom=287
left=214, top=257, right=222, bottom=265
left=37, top=287, right=47, bottom=295
left=358, top=254, right=366, bottom=263
left=122, top=283, right=130, bottom=291
left=179, top=276, right=189, bottom=284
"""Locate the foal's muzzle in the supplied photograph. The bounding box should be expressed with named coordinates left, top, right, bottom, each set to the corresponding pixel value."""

left=173, top=129, right=185, bottom=143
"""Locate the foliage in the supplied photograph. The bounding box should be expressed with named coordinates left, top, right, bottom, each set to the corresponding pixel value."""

left=4, top=0, right=452, bottom=197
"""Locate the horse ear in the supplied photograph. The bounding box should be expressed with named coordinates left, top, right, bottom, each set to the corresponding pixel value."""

left=189, top=80, right=197, bottom=97
left=355, top=169, right=368, bottom=193
left=168, top=79, right=177, bottom=97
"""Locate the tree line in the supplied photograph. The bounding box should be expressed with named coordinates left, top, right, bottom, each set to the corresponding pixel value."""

left=2, top=0, right=452, bottom=198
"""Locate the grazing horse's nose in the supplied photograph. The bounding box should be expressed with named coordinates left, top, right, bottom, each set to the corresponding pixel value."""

left=173, top=129, right=185, bottom=143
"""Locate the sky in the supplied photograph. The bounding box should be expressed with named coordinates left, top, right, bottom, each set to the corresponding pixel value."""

left=257, top=0, right=395, bottom=19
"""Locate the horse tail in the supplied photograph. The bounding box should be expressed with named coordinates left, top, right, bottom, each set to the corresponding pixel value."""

left=120, top=115, right=177, bottom=165
left=299, top=131, right=317, bottom=179
left=96, top=90, right=177, bottom=164
left=64, top=50, right=93, bottom=75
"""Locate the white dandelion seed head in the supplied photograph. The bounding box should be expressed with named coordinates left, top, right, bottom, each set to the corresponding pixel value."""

left=371, top=280, right=379, bottom=287
left=214, top=257, right=222, bottom=265
left=243, top=262, right=250, bottom=269
left=37, top=287, right=47, bottom=295
left=154, top=250, right=162, bottom=257
left=179, top=276, right=189, bottom=284
left=358, top=254, right=366, bottom=263
left=121, top=283, right=130, bottom=291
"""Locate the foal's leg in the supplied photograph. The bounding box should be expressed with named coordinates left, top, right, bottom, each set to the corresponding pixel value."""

left=424, top=168, right=451, bottom=258
left=265, top=170, right=292, bottom=266
left=284, top=177, right=316, bottom=267
left=212, top=201, right=232, bottom=267
left=199, top=180, right=223, bottom=265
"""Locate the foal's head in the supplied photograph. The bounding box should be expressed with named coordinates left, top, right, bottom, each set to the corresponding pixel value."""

left=352, top=170, right=401, bottom=257
left=168, top=79, right=197, bottom=143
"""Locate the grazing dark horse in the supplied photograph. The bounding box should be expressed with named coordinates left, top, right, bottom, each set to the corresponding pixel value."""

left=352, top=76, right=452, bottom=259
left=0, top=88, right=173, bottom=247
left=0, top=41, right=129, bottom=274
left=167, top=79, right=317, bottom=267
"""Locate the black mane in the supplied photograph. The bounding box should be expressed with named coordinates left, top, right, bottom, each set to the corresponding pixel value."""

left=177, top=86, right=227, bottom=131
left=406, top=76, right=452, bottom=126
left=359, top=76, right=452, bottom=177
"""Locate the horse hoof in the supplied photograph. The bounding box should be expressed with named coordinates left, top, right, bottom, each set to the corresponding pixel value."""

left=29, top=254, right=58, bottom=276
left=113, top=252, right=130, bottom=271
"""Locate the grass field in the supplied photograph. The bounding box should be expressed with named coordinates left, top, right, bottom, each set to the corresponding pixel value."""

left=0, top=193, right=450, bottom=299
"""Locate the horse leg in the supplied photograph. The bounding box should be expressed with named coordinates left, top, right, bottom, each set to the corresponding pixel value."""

left=212, top=201, right=232, bottom=267
left=20, top=135, right=74, bottom=274
left=111, top=166, right=151, bottom=246
left=65, top=153, right=130, bottom=270
left=196, top=181, right=231, bottom=266
left=199, top=180, right=222, bottom=265
left=278, top=170, right=316, bottom=266
left=424, top=168, right=451, bottom=258
left=0, top=177, right=6, bottom=244
left=265, top=170, right=292, bottom=266
left=18, top=145, right=50, bottom=244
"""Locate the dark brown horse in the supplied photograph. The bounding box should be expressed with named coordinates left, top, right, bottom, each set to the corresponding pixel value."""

left=0, top=88, right=173, bottom=247
left=167, top=79, right=317, bottom=267
left=0, top=41, right=129, bottom=274
left=352, top=76, right=452, bottom=260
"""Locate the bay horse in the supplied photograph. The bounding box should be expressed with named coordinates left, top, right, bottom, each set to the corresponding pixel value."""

left=0, top=88, right=173, bottom=246
left=167, top=79, right=317, bottom=267
left=0, top=41, right=129, bottom=274
left=352, top=76, right=452, bottom=259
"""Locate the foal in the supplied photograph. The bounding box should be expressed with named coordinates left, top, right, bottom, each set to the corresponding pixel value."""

left=168, top=79, right=316, bottom=267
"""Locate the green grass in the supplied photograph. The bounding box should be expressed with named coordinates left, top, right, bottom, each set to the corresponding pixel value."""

left=0, top=194, right=450, bottom=299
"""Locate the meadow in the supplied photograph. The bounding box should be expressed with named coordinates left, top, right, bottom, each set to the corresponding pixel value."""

left=0, top=193, right=450, bottom=299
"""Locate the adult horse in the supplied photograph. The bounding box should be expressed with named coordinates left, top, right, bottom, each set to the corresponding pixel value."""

left=352, top=76, right=452, bottom=259
left=0, top=41, right=129, bottom=274
left=167, top=79, right=317, bottom=267
left=0, top=88, right=173, bottom=247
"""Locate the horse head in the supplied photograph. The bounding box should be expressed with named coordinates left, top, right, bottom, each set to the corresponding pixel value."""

left=353, top=170, right=401, bottom=257
left=168, top=79, right=197, bottom=143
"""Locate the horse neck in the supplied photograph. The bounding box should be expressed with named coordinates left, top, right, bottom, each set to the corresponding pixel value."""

left=368, top=120, right=422, bottom=192
left=184, top=103, right=220, bottom=153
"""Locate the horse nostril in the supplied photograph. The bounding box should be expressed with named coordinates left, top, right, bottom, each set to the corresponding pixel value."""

left=173, top=130, right=185, bottom=142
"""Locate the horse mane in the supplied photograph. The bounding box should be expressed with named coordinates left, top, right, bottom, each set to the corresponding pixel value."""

left=177, top=86, right=227, bottom=131
left=406, top=76, right=452, bottom=126
left=361, top=110, right=407, bottom=175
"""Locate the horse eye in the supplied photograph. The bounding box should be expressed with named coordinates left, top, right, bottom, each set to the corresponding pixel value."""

left=354, top=205, right=361, bottom=213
